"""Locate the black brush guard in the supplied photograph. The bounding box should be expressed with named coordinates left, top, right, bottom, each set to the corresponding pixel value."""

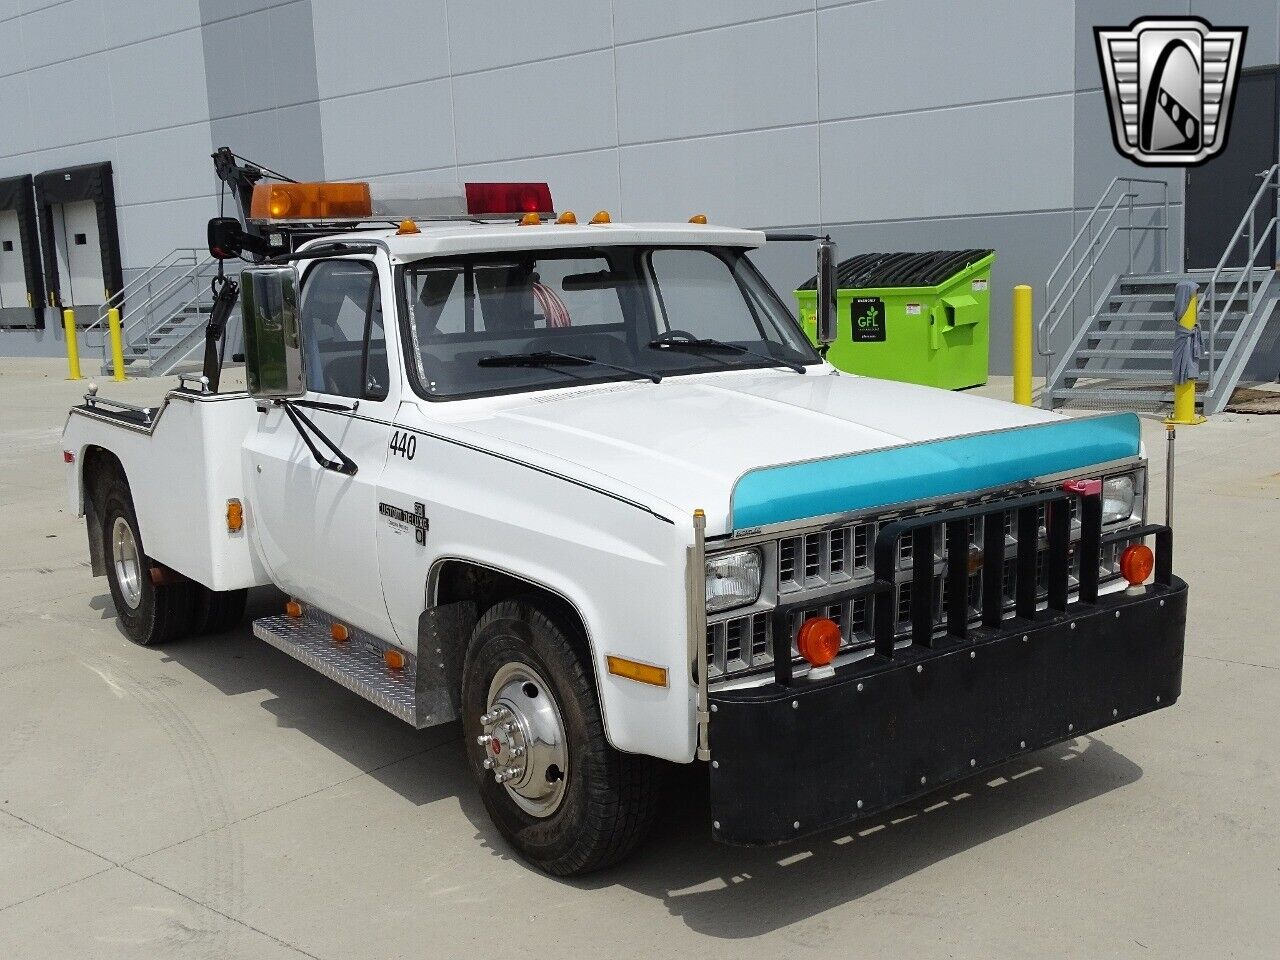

left=707, top=488, right=1186, bottom=845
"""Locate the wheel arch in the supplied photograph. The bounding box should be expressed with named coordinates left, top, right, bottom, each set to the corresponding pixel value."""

left=79, top=445, right=128, bottom=577
left=426, top=556, right=611, bottom=741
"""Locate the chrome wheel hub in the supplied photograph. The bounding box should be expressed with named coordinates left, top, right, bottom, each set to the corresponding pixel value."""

left=477, top=663, right=568, bottom=818
left=111, top=516, right=143, bottom=610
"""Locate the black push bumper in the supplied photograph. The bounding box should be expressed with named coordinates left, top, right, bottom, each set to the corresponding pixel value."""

left=707, top=488, right=1187, bottom=846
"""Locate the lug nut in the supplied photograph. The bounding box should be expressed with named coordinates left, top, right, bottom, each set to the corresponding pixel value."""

left=480, top=713, right=494, bottom=725
left=510, top=746, right=526, bottom=758
left=476, top=734, right=491, bottom=746
left=503, top=721, right=518, bottom=734
left=482, top=758, right=494, bottom=770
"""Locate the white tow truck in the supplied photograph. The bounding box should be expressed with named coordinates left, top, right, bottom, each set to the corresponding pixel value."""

left=62, top=151, right=1187, bottom=875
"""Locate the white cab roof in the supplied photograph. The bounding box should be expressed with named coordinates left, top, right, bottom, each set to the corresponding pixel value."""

left=304, top=220, right=767, bottom=262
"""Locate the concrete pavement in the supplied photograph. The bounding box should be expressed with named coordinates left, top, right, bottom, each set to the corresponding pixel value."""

left=1, top=358, right=1276, bottom=959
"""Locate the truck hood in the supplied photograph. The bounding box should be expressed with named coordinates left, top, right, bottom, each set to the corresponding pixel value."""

left=432, top=369, right=1066, bottom=532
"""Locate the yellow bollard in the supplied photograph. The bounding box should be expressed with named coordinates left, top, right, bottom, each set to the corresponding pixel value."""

left=63, top=308, right=82, bottom=381
left=107, top=307, right=127, bottom=381
left=1166, top=292, right=1207, bottom=425
left=1012, top=284, right=1033, bottom=405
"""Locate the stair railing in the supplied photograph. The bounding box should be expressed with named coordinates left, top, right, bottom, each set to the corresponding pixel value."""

left=1204, top=163, right=1279, bottom=389
left=1037, top=177, right=1170, bottom=406
left=84, top=248, right=201, bottom=353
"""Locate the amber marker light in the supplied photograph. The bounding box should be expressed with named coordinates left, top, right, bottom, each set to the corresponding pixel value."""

left=331, top=622, right=350, bottom=643
left=797, top=617, right=841, bottom=670
left=606, top=655, right=669, bottom=687
left=589, top=210, right=612, bottom=224
left=225, top=498, right=243, bottom=532
left=285, top=599, right=303, bottom=619
left=519, top=212, right=542, bottom=226
left=1120, top=543, right=1154, bottom=589
left=556, top=211, right=578, bottom=224
left=396, top=219, right=420, bottom=235
left=384, top=649, right=406, bottom=671
left=688, top=213, right=708, bottom=224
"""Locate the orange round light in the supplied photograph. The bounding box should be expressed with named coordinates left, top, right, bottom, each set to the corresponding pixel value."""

left=285, top=599, right=303, bottom=619
left=396, top=219, right=420, bottom=235
left=384, top=649, right=406, bottom=671
left=589, top=210, right=611, bottom=225
left=796, top=617, right=842, bottom=667
left=556, top=210, right=578, bottom=224
left=331, top=622, right=350, bottom=643
left=1119, top=543, right=1154, bottom=586
left=688, top=213, right=708, bottom=224
left=519, top=212, right=541, bottom=226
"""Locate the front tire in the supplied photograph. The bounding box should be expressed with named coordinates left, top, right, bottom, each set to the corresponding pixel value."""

left=99, top=479, right=197, bottom=646
left=462, top=599, right=659, bottom=876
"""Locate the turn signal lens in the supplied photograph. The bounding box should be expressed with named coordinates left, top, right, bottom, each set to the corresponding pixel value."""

left=1119, top=543, right=1154, bottom=586
left=285, top=599, right=303, bottom=619
left=331, top=622, right=350, bottom=643
left=606, top=655, right=668, bottom=687
left=589, top=210, right=612, bottom=224
left=226, top=498, right=243, bottom=532
left=796, top=617, right=842, bottom=667
left=384, top=649, right=406, bottom=671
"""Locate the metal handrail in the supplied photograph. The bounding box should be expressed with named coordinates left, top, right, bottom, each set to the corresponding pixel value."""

left=117, top=258, right=210, bottom=333
left=139, top=284, right=210, bottom=365
left=1038, top=195, right=1133, bottom=355
left=1037, top=177, right=1170, bottom=406
left=1204, top=164, right=1280, bottom=386
left=86, top=248, right=200, bottom=335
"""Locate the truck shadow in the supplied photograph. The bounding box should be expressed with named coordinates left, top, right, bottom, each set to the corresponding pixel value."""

left=155, top=588, right=1144, bottom=939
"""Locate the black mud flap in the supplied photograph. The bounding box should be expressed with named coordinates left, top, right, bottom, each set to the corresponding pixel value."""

left=707, top=578, right=1186, bottom=846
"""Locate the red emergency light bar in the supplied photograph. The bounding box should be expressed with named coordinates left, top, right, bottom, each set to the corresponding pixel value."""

left=465, top=182, right=554, bottom=217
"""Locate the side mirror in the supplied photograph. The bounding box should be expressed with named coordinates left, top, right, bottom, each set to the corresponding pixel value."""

left=241, top=266, right=303, bottom=398
left=816, top=238, right=838, bottom=345
left=208, top=217, right=245, bottom=260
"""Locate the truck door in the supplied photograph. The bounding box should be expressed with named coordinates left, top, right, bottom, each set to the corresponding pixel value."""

left=245, top=257, right=397, bottom=640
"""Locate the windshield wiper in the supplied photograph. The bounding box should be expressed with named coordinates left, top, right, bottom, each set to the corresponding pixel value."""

left=477, top=350, right=661, bottom=384
left=647, top=335, right=806, bottom=374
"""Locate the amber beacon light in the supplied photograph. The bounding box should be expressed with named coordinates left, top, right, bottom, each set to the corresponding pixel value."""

left=249, top=181, right=373, bottom=221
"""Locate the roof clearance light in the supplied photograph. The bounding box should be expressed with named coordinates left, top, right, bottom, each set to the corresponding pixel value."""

left=519, top=212, right=541, bottom=226
left=396, top=219, right=420, bottom=235
left=689, top=214, right=708, bottom=224
left=464, top=182, right=554, bottom=217
left=556, top=211, right=577, bottom=225
left=249, top=182, right=372, bottom=221
left=589, top=210, right=611, bottom=225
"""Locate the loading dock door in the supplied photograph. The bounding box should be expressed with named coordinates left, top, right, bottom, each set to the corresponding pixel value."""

left=0, top=174, right=45, bottom=327
left=34, top=162, right=123, bottom=320
left=52, top=200, right=106, bottom=309
left=0, top=210, right=24, bottom=309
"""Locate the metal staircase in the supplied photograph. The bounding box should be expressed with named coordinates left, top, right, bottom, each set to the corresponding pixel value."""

left=1039, top=168, right=1280, bottom=414
left=83, top=248, right=227, bottom=377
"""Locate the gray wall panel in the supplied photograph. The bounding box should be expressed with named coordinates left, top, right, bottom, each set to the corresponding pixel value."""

left=820, top=96, right=1075, bottom=223
left=116, top=194, right=218, bottom=267
left=108, top=30, right=211, bottom=137
left=452, top=51, right=616, bottom=164
left=620, top=126, right=819, bottom=226
left=613, top=0, right=811, bottom=44
left=818, top=0, right=1074, bottom=121
left=0, top=73, right=34, bottom=159
left=19, top=0, right=105, bottom=71
left=112, top=123, right=216, bottom=206
left=616, top=14, right=815, bottom=145
left=446, top=0, right=613, bottom=74
left=27, top=53, right=115, bottom=148
left=274, top=102, right=326, bottom=181
left=105, top=0, right=201, bottom=48
left=311, top=0, right=450, bottom=98
left=321, top=79, right=454, bottom=179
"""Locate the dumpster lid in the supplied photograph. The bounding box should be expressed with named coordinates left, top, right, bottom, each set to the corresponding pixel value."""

left=799, top=249, right=994, bottom=290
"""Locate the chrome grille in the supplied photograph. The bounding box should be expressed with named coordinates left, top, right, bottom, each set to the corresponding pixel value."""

left=708, top=469, right=1145, bottom=684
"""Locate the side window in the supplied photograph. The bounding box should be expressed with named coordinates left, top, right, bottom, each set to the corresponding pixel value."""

left=299, top=260, right=388, bottom=400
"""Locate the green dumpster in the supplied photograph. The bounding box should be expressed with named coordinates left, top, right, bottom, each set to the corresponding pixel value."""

left=795, top=249, right=995, bottom=390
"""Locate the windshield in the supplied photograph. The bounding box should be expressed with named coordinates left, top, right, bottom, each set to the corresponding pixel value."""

left=399, top=245, right=820, bottom=399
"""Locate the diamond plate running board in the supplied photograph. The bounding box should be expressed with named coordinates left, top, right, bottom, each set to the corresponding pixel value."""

left=254, top=612, right=426, bottom=726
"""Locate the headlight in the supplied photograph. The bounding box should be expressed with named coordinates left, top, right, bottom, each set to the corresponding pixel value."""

left=706, top=548, right=762, bottom=613
left=1102, top=475, right=1136, bottom=524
